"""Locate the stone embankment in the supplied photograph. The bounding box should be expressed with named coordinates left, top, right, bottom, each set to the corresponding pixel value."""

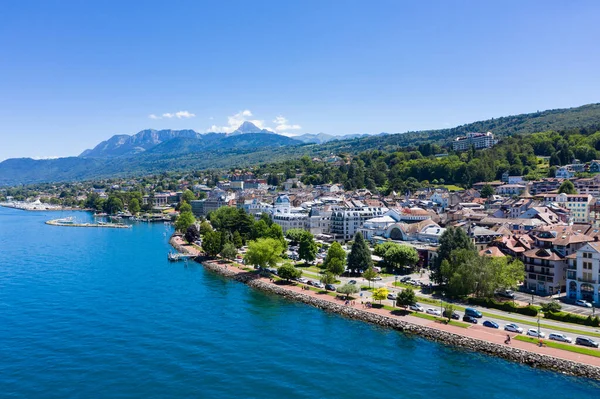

left=197, top=259, right=600, bottom=381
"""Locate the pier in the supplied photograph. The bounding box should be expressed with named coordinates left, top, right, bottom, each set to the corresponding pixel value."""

left=46, top=219, right=131, bottom=228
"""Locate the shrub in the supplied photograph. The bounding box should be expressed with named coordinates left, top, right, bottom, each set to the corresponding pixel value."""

left=467, top=297, right=538, bottom=317
left=544, top=311, right=600, bottom=327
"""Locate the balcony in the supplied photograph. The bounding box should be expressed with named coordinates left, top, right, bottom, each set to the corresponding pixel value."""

left=577, top=277, right=597, bottom=284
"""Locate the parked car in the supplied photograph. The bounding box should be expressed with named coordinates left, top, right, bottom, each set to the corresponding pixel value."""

left=526, top=329, right=546, bottom=338
left=575, top=299, right=592, bottom=308
left=325, top=284, right=336, bottom=291
left=348, top=280, right=357, bottom=285
left=409, top=304, right=424, bottom=312
left=483, top=320, right=499, bottom=329
left=576, top=337, right=599, bottom=348
left=463, top=315, right=478, bottom=324
left=426, top=308, right=442, bottom=316
left=465, top=308, right=483, bottom=318
left=549, top=333, right=572, bottom=343
left=306, top=280, right=315, bottom=286
left=496, top=290, right=515, bottom=299
left=504, top=323, right=523, bottom=333
left=373, top=277, right=383, bottom=281
left=297, top=277, right=308, bottom=284
left=443, top=310, right=460, bottom=320
left=387, top=293, right=397, bottom=300
left=313, top=282, right=325, bottom=289
left=400, top=276, right=411, bottom=283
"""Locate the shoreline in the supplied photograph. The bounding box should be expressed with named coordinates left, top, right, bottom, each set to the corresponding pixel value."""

left=169, top=236, right=600, bottom=381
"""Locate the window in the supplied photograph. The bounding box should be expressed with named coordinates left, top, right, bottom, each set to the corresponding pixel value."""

left=583, top=262, right=592, bottom=270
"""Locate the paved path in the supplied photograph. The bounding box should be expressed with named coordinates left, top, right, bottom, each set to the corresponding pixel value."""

left=210, top=259, right=600, bottom=368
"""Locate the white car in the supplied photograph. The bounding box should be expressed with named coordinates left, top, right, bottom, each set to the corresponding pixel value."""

left=504, top=323, right=523, bottom=333
left=426, top=308, right=442, bottom=316
left=526, top=328, right=546, bottom=338
left=348, top=280, right=357, bottom=285
left=313, top=282, right=325, bottom=289
left=409, top=304, right=424, bottom=312
left=549, top=333, right=572, bottom=343
left=575, top=299, right=592, bottom=308
left=297, top=277, right=308, bottom=284
left=387, top=293, right=397, bottom=300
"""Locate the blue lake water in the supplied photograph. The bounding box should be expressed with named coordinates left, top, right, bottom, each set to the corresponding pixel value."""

left=0, top=206, right=599, bottom=398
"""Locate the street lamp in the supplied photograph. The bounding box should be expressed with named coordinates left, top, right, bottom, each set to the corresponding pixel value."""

left=440, top=292, right=445, bottom=316
left=531, top=290, right=535, bottom=306
left=537, top=314, right=542, bottom=346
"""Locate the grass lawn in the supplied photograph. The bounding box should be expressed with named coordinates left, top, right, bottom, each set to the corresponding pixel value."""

left=410, top=312, right=471, bottom=328
left=393, top=282, right=422, bottom=290
left=514, top=335, right=600, bottom=358
left=434, top=184, right=463, bottom=192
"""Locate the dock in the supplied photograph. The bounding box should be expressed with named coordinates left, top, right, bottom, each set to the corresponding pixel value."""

left=46, top=219, right=131, bottom=228
left=168, top=252, right=197, bottom=261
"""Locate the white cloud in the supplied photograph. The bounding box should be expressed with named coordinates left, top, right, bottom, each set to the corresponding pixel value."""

left=273, top=115, right=301, bottom=132
left=148, top=110, right=196, bottom=119
left=207, top=109, right=268, bottom=133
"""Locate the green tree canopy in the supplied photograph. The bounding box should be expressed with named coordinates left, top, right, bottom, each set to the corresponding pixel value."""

left=184, top=224, right=200, bottom=244
left=558, top=180, right=577, bottom=194
left=347, top=233, right=372, bottom=273
left=337, top=283, right=359, bottom=299
left=181, top=189, right=196, bottom=203
left=433, top=227, right=475, bottom=284
left=199, top=220, right=213, bottom=236
left=362, top=266, right=378, bottom=288
left=396, top=288, right=416, bottom=308
left=285, top=228, right=306, bottom=245
left=480, top=184, right=495, bottom=198
left=103, top=195, right=124, bottom=215
left=324, top=241, right=346, bottom=269
left=277, top=263, right=302, bottom=281
left=203, top=230, right=222, bottom=257
left=326, top=258, right=346, bottom=277
left=128, top=197, right=141, bottom=214
left=298, top=231, right=318, bottom=263
left=244, top=238, right=285, bottom=269
left=372, top=287, right=389, bottom=304
left=179, top=201, right=192, bottom=213
left=175, top=211, right=195, bottom=232
left=220, top=242, right=238, bottom=261
left=374, top=242, right=419, bottom=271
left=320, top=272, right=336, bottom=285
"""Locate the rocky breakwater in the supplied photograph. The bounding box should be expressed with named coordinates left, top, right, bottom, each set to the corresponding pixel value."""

left=199, top=259, right=600, bottom=381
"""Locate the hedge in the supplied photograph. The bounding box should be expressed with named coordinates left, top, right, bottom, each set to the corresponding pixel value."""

left=545, top=311, right=600, bottom=327
left=467, top=297, right=538, bottom=317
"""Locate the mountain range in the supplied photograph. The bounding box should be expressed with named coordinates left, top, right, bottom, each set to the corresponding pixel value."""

left=2, top=103, right=600, bottom=186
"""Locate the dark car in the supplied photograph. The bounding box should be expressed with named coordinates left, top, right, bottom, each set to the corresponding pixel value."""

left=400, top=276, right=411, bottom=283
left=576, top=337, right=599, bottom=348
left=483, top=320, right=499, bottom=329
left=463, top=315, right=478, bottom=324
left=325, top=284, right=336, bottom=291
left=443, top=310, right=460, bottom=320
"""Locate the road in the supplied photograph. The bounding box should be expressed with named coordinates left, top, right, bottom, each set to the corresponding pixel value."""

left=299, top=267, right=600, bottom=345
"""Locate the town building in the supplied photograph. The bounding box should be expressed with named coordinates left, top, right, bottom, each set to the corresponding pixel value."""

left=452, top=132, right=497, bottom=151
left=541, top=193, right=593, bottom=223
left=566, top=240, right=600, bottom=304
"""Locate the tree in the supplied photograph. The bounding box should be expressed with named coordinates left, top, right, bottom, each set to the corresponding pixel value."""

left=558, top=180, right=577, bottom=194
left=347, top=232, right=372, bottom=273
left=298, top=231, right=318, bottom=263
left=375, top=242, right=419, bottom=272
left=103, top=195, right=124, bottom=215
left=259, top=212, right=273, bottom=227
left=337, top=284, right=359, bottom=299
left=179, top=201, right=192, bottom=213
left=175, top=211, right=195, bottom=232
left=250, top=219, right=270, bottom=240
left=443, top=303, right=456, bottom=322
left=277, top=263, right=302, bottom=282
left=433, top=227, right=475, bottom=284
left=396, top=288, right=416, bottom=309
left=320, top=272, right=336, bottom=285
left=285, top=228, right=306, bottom=245
left=202, top=230, right=222, bottom=257
left=326, top=258, right=346, bottom=277
left=232, top=231, right=243, bottom=248
left=244, top=238, right=285, bottom=269
left=266, top=223, right=287, bottom=248
left=220, top=242, right=237, bottom=261
left=372, top=287, right=389, bottom=304
left=362, top=266, right=378, bottom=288
left=185, top=224, right=200, bottom=244
left=181, top=189, right=196, bottom=203
left=128, top=197, right=141, bottom=214
left=324, top=241, right=346, bottom=271
left=199, top=220, right=213, bottom=236
left=480, top=184, right=495, bottom=198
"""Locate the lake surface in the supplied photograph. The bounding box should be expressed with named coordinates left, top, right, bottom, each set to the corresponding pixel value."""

left=0, top=206, right=598, bottom=398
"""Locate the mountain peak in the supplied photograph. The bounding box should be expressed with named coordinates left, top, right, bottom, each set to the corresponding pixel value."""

left=230, top=121, right=273, bottom=135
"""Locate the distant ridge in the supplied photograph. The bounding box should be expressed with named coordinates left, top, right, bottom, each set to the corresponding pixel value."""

left=2, top=103, right=600, bottom=186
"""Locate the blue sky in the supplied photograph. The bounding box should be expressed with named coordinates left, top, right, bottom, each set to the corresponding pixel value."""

left=1, top=1, right=599, bottom=160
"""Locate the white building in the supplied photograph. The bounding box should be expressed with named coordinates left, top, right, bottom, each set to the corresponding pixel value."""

left=542, top=193, right=593, bottom=223
left=330, top=206, right=387, bottom=241
left=496, top=184, right=525, bottom=196
left=555, top=166, right=575, bottom=179
left=567, top=241, right=600, bottom=304
left=452, top=132, right=497, bottom=151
